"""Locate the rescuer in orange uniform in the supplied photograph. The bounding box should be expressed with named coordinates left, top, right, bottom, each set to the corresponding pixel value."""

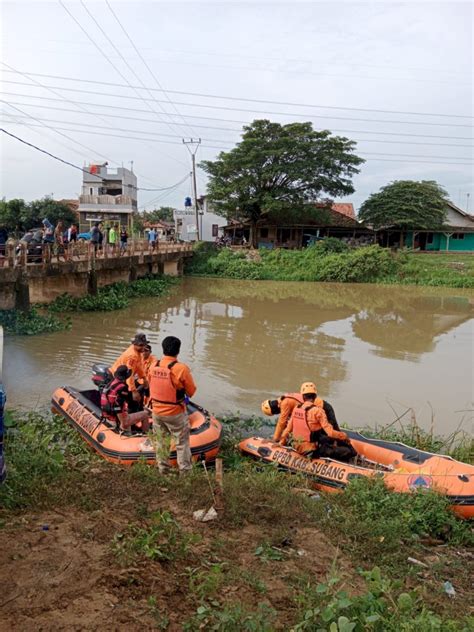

left=140, top=343, right=158, bottom=406
left=261, top=390, right=341, bottom=442
left=147, top=336, right=196, bottom=474
left=280, top=382, right=355, bottom=462
left=110, top=333, right=149, bottom=409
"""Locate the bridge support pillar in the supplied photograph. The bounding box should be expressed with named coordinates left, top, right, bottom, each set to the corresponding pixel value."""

left=15, top=272, right=30, bottom=311
left=163, top=259, right=180, bottom=276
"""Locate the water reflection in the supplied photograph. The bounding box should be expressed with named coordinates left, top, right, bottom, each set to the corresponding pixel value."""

left=4, top=278, right=473, bottom=432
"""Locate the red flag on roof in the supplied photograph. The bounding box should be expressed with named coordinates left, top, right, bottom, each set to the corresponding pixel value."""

left=89, top=164, right=99, bottom=174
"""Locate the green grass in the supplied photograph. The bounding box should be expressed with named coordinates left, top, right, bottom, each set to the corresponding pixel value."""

left=186, top=243, right=474, bottom=288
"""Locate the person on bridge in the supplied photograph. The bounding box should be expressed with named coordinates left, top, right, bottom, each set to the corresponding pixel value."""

left=148, top=227, right=157, bottom=252
left=280, top=382, right=355, bottom=462
left=108, top=224, right=117, bottom=255
left=101, top=365, right=150, bottom=433
left=262, top=388, right=341, bottom=442
left=110, top=333, right=149, bottom=410
left=147, top=336, right=196, bottom=474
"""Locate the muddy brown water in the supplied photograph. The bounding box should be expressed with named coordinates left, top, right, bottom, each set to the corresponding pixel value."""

left=4, top=278, right=474, bottom=434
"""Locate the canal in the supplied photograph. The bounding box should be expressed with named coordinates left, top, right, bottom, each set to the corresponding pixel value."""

left=4, top=278, right=473, bottom=434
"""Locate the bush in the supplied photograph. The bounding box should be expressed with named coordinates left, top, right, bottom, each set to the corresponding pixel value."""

left=314, top=237, right=349, bottom=254
left=48, top=276, right=174, bottom=313
left=0, top=307, right=69, bottom=335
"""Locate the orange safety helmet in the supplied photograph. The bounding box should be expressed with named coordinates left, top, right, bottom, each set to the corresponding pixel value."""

left=300, top=382, right=317, bottom=395
left=261, top=399, right=281, bottom=416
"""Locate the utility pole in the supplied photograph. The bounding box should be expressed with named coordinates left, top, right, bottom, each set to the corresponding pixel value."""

left=182, top=138, right=201, bottom=241
left=466, top=193, right=470, bottom=213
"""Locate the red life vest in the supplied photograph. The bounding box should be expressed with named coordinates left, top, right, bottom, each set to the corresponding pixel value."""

left=101, top=378, right=127, bottom=421
left=149, top=359, right=185, bottom=405
left=291, top=404, right=315, bottom=442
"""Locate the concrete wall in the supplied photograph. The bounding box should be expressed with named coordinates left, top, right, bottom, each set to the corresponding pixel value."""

left=0, top=249, right=189, bottom=309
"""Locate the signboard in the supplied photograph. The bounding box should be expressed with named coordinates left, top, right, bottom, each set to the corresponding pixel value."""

left=85, top=213, right=123, bottom=221
left=174, top=210, right=196, bottom=217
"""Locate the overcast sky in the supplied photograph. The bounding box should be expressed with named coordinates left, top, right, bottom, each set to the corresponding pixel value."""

left=0, top=1, right=472, bottom=213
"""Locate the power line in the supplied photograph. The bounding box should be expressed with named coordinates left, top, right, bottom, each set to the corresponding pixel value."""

left=105, top=0, right=198, bottom=138
left=1, top=69, right=471, bottom=120
left=0, top=126, right=190, bottom=191
left=59, top=0, right=186, bottom=144
left=4, top=80, right=472, bottom=129
left=2, top=89, right=472, bottom=143
left=3, top=112, right=472, bottom=162
left=77, top=0, right=186, bottom=138
left=3, top=117, right=473, bottom=166
left=0, top=63, right=181, bottom=185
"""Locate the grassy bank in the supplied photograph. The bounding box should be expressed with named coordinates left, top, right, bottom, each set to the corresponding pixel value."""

left=186, top=242, right=474, bottom=288
left=1, top=411, right=473, bottom=630
left=0, top=276, right=176, bottom=335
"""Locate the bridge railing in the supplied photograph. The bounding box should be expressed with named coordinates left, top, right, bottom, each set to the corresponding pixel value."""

left=0, top=239, right=194, bottom=269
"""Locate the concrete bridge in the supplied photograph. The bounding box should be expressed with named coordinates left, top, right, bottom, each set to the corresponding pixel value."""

left=0, top=241, right=193, bottom=310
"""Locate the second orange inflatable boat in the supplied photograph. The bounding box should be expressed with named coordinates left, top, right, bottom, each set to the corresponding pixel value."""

left=239, top=431, right=474, bottom=519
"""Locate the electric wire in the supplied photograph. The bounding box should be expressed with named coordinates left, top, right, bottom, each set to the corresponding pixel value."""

left=58, top=0, right=188, bottom=155
left=0, top=127, right=190, bottom=191
left=3, top=118, right=473, bottom=166
left=2, top=112, right=472, bottom=162
left=105, top=0, right=199, bottom=138
left=2, top=68, right=470, bottom=120
left=0, top=63, right=179, bottom=185
left=78, top=0, right=186, bottom=138
left=2, top=97, right=473, bottom=148
left=2, top=89, right=472, bottom=143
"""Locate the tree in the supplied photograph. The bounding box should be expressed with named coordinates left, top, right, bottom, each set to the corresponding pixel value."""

left=148, top=206, right=175, bottom=222
left=0, top=197, right=77, bottom=233
left=358, top=180, right=448, bottom=247
left=200, top=119, right=364, bottom=246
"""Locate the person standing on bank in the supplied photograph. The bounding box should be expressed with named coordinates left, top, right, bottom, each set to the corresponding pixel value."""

left=148, top=336, right=196, bottom=474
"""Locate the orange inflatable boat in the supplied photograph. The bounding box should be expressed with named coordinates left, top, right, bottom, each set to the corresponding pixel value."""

left=239, top=431, right=474, bottom=519
left=52, top=386, right=222, bottom=467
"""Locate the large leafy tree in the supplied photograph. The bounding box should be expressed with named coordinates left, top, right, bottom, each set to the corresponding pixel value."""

left=200, top=119, right=364, bottom=246
left=143, top=206, right=175, bottom=223
left=359, top=180, right=448, bottom=246
left=0, top=197, right=77, bottom=233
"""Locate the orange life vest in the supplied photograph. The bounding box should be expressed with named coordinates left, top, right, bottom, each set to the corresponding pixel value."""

left=149, top=359, right=185, bottom=405
left=291, top=404, right=315, bottom=443
left=281, top=392, right=303, bottom=404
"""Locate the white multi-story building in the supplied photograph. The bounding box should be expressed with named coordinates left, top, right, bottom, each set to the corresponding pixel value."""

left=78, top=163, right=137, bottom=231
left=174, top=196, right=227, bottom=242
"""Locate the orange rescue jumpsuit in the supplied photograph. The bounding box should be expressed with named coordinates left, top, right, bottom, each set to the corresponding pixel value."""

left=110, top=345, right=146, bottom=394
left=274, top=393, right=325, bottom=442
left=280, top=401, right=348, bottom=455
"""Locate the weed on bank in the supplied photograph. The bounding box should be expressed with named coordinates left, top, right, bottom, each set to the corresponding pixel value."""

left=1, top=276, right=175, bottom=335
left=186, top=242, right=474, bottom=288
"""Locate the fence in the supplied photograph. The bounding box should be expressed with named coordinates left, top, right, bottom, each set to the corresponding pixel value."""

left=0, top=239, right=193, bottom=269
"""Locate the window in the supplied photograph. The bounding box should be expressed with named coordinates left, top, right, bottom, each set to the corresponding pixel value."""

left=89, top=187, right=93, bottom=195
left=452, top=233, right=465, bottom=240
left=212, top=224, right=218, bottom=237
left=260, top=228, right=269, bottom=238
left=426, top=232, right=434, bottom=245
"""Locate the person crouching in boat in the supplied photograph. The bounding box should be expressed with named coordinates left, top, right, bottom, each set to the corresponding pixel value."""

left=110, top=333, right=149, bottom=412
left=280, top=382, right=355, bottom=462
left=101, top=365, right=150, bottom=433
left=261, top=390, right=341, bottom=442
